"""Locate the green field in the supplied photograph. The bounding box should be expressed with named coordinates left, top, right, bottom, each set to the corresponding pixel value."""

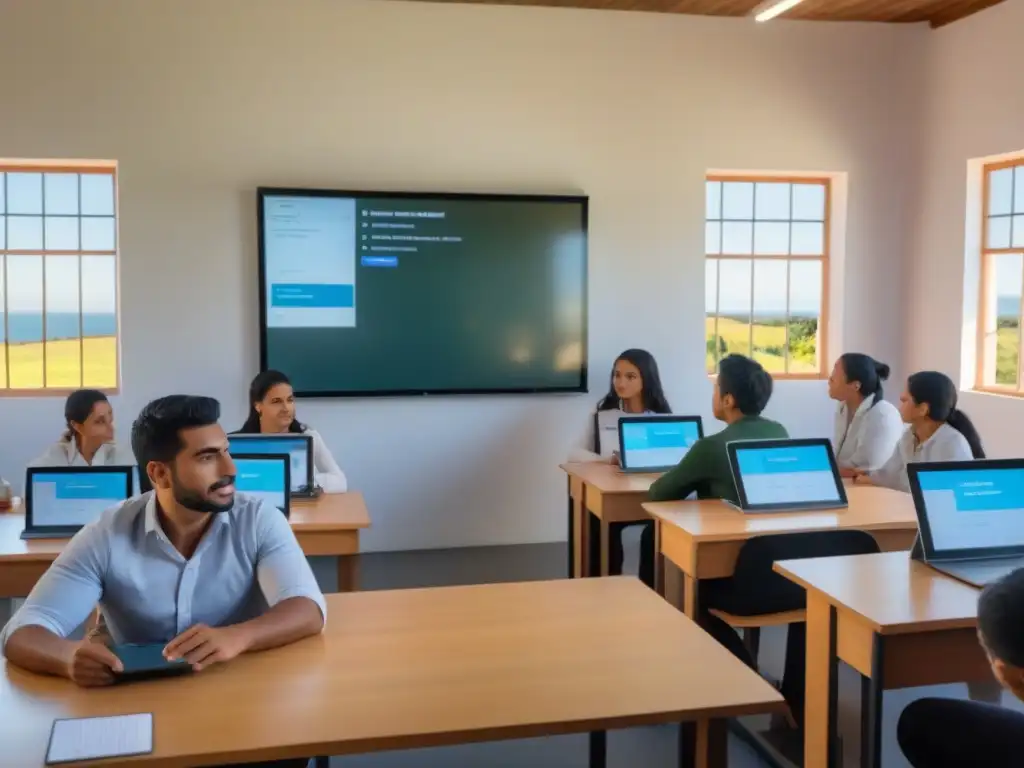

left=996, top=321, right=1020, bottom=386
left=0, top=337, right=117, bottom=390
left=706, top=316, right=819, bottom=375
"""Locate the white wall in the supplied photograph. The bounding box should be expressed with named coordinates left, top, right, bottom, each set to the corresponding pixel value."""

left=907, top=0, right=1024, bottom=458
left=0, top=0, right=921, bottom=551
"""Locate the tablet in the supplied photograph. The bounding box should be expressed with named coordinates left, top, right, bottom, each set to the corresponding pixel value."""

left=617, top=415, right=704, bottom=473
left=726, top=437, right=847, bottom=513
left=112, top=643, right=191, bottom=682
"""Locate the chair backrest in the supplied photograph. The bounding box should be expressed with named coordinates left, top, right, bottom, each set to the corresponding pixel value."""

left=732, top=530, right=880, bottom=612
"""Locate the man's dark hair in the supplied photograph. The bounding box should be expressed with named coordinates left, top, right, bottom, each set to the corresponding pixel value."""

left=131, top=395, right=222, bottom=470
left=979, top=568, right=1024, bottom=667
left=717, top=354, right=773, bottom=416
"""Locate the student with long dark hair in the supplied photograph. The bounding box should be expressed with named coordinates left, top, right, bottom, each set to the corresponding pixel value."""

left=30, top=390, right=136, bottom=467
left=569, top=349, right=671, bottom=587
left=856, top=370, right=985, bottom=492
left=237, top=370, right=347, bottom=493
left=828, top=353, right=903, bottom=476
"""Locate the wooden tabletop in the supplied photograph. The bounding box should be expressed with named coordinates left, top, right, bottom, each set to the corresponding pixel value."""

left=0, top=492, right=370, bottom=562
left=774, top=551, right=981, bottom=634
left=0, top=577, right=784, bottom=767
left=644, top=485, right=916, bottom=543
left=560, top=462, right=659, bottom=493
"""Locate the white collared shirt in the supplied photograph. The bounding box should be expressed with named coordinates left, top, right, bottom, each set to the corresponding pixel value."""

left=833, top=397, right=904, bottom=472
left=870, top=422, right=974, bottom=493
left=29, top=439, right=137, bottom=468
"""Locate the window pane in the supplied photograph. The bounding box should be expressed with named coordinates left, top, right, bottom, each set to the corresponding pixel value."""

left=705, top=259, right=719, bottom=373
left=81, top=217, right=116, bottom=251
left=705, top=221, right=721, bottom=255
left=993, top=253, right=1022, bottom=387
left=990, top=168, right=1014, bottom=216
left=0, top=216, right=4, bottom=249
left=7, top=173, right=43, bottom=215
left=8, top=216, right=43, bottom=250
left=752, top=260, right=788, bottom=373
left=81, top=255, right=117, bottom=388
left=0, top=256, right=5, bottom=386
left=791, top=222, right=825, bottom=255
left=0, top=173, right=5, bottom=213
left=44, top=173, right=79, bottom=215
left=792, top=183, right=826, bottom=221
left=754, top=222, right=789, bottom=255
left=1013, top=216, right=1024, bottom=249
left=80, top=174, right=115, bottom=216
left=722, top=221, right=753, bottom=254
left=788, top=260, right=822, bottom=373
left=717, top=259, right=752, bottom=358
left=722, top=182, right=754, bottom=219
left=44, top=216, right=79, bottom=250
left=706, top=181, right=721, bottom=220
left=989, top=216, right=1012, bottom=249
left=1015, top=167, right=1024, bottom=214
left=45, top=256, right=82, bottom=388
left=7, top=255, right=44, bottom=388
left=754, top=183, right=790, bottom=220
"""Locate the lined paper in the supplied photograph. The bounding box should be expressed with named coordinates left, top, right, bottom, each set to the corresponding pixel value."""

left=46, top=713, right=153, bottom=764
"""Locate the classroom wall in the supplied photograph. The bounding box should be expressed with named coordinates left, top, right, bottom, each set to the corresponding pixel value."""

left=0, top=0, right=921, bottom=551
left=906, top=0, right=1024, bottom=458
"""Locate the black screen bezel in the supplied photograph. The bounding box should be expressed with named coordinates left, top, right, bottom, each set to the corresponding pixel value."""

left=25, top=465, right=134, bottom=535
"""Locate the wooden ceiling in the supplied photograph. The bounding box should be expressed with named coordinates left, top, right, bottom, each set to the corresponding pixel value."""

left=418, top=0, right=1005, bottom=27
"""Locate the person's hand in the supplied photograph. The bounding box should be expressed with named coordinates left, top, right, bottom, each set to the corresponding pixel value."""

left=163, top=624, right=249, bottom=672
left=609, top=452, right=620, bottom=467
left=66, top=622, right=123, bottom=688
left=853, top=472, right=874, bottom=486
left=839, top=467, right=857, bottom=479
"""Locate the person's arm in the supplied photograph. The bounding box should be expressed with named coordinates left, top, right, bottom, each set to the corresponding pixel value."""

left=310, top=430, right=347, bottom=493
left=648, top=441, right=710, bottom=502
left=163, top=503, right=326, bottom=670
left=867, top=441, right=908, bottom=492
left=27, top=442, right=66, bottom=468
left=846, top=409, right=903, bottom=472
left=1, top=523, right=110, bottom=677
left=568, top=412, right=602, bottom=463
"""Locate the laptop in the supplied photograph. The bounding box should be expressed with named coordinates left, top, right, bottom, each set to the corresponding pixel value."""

left=908, top=459, right=1024, bottom=588
left=227, top=434, right=318, bottom=497
left=618, top=415, right=704, bottom=474
left=232, top=454, right=291, bottom=518
left=725, top=437, right=848, bottom=513
left=22, top=466, right=134, bottom=539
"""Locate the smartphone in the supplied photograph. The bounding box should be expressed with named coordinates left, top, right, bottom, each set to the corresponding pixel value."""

left=112, top=643, right=191, bottom=683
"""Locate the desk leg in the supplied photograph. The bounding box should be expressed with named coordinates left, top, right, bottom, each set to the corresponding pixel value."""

left=682, top=573, right=699, bottom=619
left=654, top=521, right=666, bottom=597
left=575, top=485, right=589, bottom=579
left=804, top=593, right=838, bottom=768
left=567, top=477, right=575, bottom=579
left=678, top=719, right=727, bottom=768
left=589, top=730, right=607, bottom=768
left=337, top=555, right=359, bottom=593
left=599, top=517, right=610, bottom=577
left=860, top=635, right=885, bottom=768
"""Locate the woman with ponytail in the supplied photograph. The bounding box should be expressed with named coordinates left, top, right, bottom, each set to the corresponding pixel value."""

left=29, top=390, right=135, bottom=468
left=828, top=353, right=904, bottom=476
left=236, top=370, right=348, bottom=493
left=856, top=370, right=985, bottom=493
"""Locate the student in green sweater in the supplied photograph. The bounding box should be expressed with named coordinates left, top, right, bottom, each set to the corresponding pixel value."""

left=648, top=353, right=787, bottom=502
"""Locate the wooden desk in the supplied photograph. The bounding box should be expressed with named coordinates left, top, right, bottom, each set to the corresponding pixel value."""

left=560, top=462, right=658, bottom=579
left=644, top=486, right=919, bottom=616
left=0, top=577, right=784, bottom=768
left=0, top=492, right=370, bottom=598
left=774, top=552, right=988, bottom=768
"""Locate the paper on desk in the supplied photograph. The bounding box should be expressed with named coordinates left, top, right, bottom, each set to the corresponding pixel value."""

left=46, top=713, right=153, bottom=764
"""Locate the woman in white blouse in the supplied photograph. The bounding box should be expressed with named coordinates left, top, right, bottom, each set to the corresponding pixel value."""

left=29, top=390, right=136, bottom=467
left=236, top=370, right=348, bottom=493
left=855, top=370, right=986, bottom=492
left=828, top=353, right=904, bottom=477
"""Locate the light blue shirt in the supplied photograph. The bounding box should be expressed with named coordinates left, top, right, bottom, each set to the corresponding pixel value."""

left=0, top=492, right=326, bottom=651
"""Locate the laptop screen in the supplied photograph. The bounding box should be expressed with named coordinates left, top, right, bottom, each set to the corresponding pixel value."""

left=620, top=418, right=701, bottom=471
left=734, top=442, right=842, bottom=507
left=228, top=435, right=310, bottom=492
left=31, top=471, right=130, bottom=527
left=233, top=457, right=289, bottom=514
left=916, top=466, right=1024, bottom=554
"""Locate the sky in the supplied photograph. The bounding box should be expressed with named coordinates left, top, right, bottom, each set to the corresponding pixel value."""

left=1, top=172, right=117, bottom=314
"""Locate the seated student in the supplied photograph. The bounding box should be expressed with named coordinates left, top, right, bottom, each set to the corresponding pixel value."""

left=855, top=370, right=985, bottom=492
left=897, top=568, right=1024, bottom=767
left=237, top=370, right=348, bottom=493
left=569, top=349, right=671, bottom=588
left=828, top=353, right=903, bottom=476
left=1, top=395, right=323, bottom=768
left=29, top=389, right=136, bottom=467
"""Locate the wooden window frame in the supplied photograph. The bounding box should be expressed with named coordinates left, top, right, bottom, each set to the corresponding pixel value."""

left=705, top=174, right=832, bottom=380
left=0, top=160, right=120, bottom=397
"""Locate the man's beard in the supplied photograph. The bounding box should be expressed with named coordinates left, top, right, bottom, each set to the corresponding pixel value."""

left=172, top=474, right=235, bottom=515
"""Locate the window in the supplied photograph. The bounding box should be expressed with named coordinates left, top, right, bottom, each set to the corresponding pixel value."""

left=705, top=175, right=830, bottom=378
left=0, top=162, right=119, bottom=393
left=977, top=158, right=1024, bottom=393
